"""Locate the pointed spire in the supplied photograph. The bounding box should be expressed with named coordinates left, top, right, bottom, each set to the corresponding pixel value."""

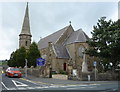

left=25, top=2, right=29, bottom=17
left=20, top=2, right=31, bottom=36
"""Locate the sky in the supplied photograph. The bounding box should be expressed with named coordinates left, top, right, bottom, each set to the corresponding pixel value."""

left=0, top=1, right=119, bottom=60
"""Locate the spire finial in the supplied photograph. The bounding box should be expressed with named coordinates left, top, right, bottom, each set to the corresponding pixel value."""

left=69, top=21, right=71, bottom=25
left=40, top=37, right=42, bottom=40
left=27, top=2, right=29, bottom=9
left=27, top=2, right=28, bottom=5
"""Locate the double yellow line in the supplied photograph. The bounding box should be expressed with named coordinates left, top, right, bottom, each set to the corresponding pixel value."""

left=20, top=78, right=52, bottom=85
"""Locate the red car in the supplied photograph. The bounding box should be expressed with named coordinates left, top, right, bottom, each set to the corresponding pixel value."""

left=5, top=67, right=22, bottom=78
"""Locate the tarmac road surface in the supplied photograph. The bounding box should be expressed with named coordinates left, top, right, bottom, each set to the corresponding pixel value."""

left=1, top=72, right=119, bottom=92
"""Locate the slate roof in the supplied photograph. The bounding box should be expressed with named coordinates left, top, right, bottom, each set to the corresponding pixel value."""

left=64, top=29, right=89, bottom=45
left=38, top=25, right=69, bottom=50
left=38, top=25, right=89, bottom=59
left=54, top=44, right=70, bottom=59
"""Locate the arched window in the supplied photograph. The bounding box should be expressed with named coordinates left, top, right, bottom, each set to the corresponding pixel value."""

left=78, top=46, right=85, bottom=58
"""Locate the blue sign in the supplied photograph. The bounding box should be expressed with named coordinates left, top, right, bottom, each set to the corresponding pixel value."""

left=36, top=58, right=45, bottom=66
left=93, top=61, right=97, bottom=66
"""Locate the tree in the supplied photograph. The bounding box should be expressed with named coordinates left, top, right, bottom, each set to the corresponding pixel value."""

left=8, top=51, right=15, bottom=67
left=8, top=47, right=26, bottom=68
left=26, top=42, right=41, bottom=67
left=8, top=50, right=18, bottom=67
left=16, top=47, right=26, bottom=68
left=86, top=17, right=120, bottom=71
left=8, top=42, right=41, bottom=68
left=108, top=19, right=120, bottom=68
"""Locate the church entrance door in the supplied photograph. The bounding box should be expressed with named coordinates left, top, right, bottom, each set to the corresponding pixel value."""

left=63, top=63, right=66, bottom=71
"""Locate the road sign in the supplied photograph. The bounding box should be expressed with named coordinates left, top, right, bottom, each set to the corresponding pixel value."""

left=36, top=58, right=45, bottom=66
left=73, top=69, right=77, bottom=76
left=93, top=61, right=97, bottom=66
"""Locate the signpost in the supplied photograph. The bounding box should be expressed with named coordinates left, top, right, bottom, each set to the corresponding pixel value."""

left=93, top=61, right=97, bottom=81
left=25, top=59, right=28, bottom=77
left=36, top=58, right=45, bottom=66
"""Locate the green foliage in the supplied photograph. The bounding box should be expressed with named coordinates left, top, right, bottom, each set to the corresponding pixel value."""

left=16, top=47, right=26, bottom=67
left=8, top=47, right=26, bottom=68
left=8, top=42, right=41, bottom=68
left=86, top=17, right=120, bottom=70
left=26, top=42, right=41, bottom=67
left=59, top=70, right=68, bottom=75
left=0, top=61, right=7, bottom=65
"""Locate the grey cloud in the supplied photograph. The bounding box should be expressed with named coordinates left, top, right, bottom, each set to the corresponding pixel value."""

left=1, top=2, right=117, bottom=60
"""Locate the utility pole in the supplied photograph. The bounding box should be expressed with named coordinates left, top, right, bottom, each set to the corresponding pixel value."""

left=25, top=59, right=28, bottom=78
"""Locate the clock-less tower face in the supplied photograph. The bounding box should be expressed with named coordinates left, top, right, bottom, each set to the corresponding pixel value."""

left=78, top=46, right=85, bottom=58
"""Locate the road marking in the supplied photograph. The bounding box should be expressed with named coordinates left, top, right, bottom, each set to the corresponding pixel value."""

left=8, top=88, right=16, bottom=90
left=88, top=86, right=96, bottom=88
left=35, top=86, right=44, bottom=89
left=80, top=87, right=86, bottom=88
left=67, top=88, right=79, bottom=90
left=20, top=78, right=102, bottom=87
left=17, top=87, right=27, bottom=90
left=20, top=78, right=39, bottom=85
left=91, top=84, right=100, bottom=86
left=1, top=82, right=9, bottom=90
left=12, top=80, right=28, bottom=87
left=27, top=87, right=36, bottom=89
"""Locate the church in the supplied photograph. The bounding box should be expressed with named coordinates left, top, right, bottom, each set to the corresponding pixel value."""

left=19, top=3, right=94, bottom=78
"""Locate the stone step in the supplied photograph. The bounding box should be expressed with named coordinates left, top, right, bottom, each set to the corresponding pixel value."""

left=52, top=74, right=68, bottom=80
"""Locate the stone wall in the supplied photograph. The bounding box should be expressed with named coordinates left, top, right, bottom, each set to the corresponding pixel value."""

left=68, top=71, right=119, bottom=81
left=20, top=66, right=49, bottom=78
left=53, top=58, right=69, bottom=73
left=20, top=67, right=119, bottom=81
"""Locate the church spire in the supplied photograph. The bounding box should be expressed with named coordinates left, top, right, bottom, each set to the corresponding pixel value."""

left=19, top=2, right=32, bottom=49
left=20, top=2, right=31, bottom=36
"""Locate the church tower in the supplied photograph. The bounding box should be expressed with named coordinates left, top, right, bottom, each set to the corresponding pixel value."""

left=19, top=3, right=32, bottom=50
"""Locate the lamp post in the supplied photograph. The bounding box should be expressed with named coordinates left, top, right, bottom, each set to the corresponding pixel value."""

left=25, top=59, right=28, bottom=77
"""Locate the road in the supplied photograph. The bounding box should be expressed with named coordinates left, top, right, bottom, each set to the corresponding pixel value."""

left=1, top=73, right=119, bottom=92
left=0, top=66, right=2, bottom=92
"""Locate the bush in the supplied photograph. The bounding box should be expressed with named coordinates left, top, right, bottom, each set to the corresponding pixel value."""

left=59, top=70, right=67, bottom=75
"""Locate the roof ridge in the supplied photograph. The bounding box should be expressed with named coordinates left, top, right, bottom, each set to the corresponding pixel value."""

left=40, top=25, right=69, bottom=41
left=76, top=29, right=89, bottom=40
left=38, top=25, right=70, bottom=49
left=64, top=29, right=89, bottom=45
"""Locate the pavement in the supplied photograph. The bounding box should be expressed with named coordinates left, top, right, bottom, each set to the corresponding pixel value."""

left=22, top=74, right=119, bottom=86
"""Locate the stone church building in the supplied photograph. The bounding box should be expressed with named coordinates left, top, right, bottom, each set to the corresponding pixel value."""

left=19, top=3, right=94, bottom=78
left=38, top=25, right=93, bottom=73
